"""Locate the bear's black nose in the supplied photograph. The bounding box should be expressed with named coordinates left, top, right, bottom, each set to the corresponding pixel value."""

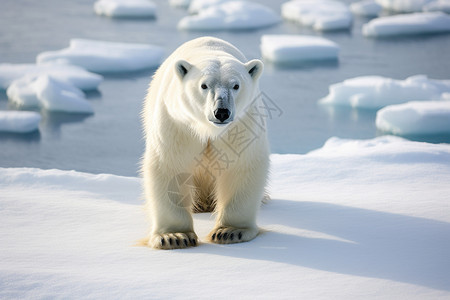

left=214, top=108, right=230, bottom=123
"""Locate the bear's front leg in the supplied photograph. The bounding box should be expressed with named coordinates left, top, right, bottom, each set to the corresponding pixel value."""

left=143, top=164, right=198, bottom=250
left=209, top=160, right=268, bottom=244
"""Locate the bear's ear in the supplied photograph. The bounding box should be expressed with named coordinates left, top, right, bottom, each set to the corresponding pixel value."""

left=175, top=60, right=192, bottom=80
left=245, top=59, right=264, bottom=81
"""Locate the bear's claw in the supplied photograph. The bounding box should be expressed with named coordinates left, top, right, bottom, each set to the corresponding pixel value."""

left=209, top=227, right=258, bottom=244
left=149, top=232, right=198, bottom=250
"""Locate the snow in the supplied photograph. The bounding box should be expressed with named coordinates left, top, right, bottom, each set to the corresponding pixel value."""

left=1, top=136, right=450, bottom=298
left=7, top=75, right=94, bottom=114
left=37, top=39, right=164, bottom=73
left=188, top=0, right=232, bottom=13
left=178, top=1, right=280, bottom=31
left=260, top=35, right=340, bottom=64
left=350, top=0, right=383, bottom=17
left=363, top=12, right=450, bottom=37
left=0, top=63, right=102, bottom=91
left=0, top=111, right=41, bottom=133
left=319, top=75, right=450, bottom=109
left=94, top=0, right=157, bottom=18
left=376, top=101, right=450, bottom=135
left=282, top=0, right=353, bottom=31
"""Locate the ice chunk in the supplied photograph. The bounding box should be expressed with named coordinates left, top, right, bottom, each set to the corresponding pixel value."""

left=363, top=12, right=450, bottom=37
left=178, top=1, right=280, bottom=31
left=260, top=35, right=339, bottom=64
left=423, top=0, right=450, bottom=13
left=0, top=111, right=41, bottom=133
left=188, top=0, right=232, bottom=13
left=376, top=101, right=450, bottom=135
left=94, top=0, right=157, bottom=18
left=37, top=39, right=164, bottom=73
left=319, top=75, right=450, bottom=109
left=7, top=75, right=93, bottom=114
left=350, top=0, right=383, bottom=17
left=376, top=0, right=431, bottom=12
left=282, top=0, right=353, bottom=31
left=0, top=63, right=102, bottom=91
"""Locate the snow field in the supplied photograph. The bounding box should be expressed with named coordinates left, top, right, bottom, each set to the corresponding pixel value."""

left=376, top=100, right=450, bottom=135
left=319, top=75, right=450, bottom=109
left=260, top=35, right=339, bottom=64
left=363, top=12, right=450, bottom=37
left=0, top=111, right=41, bottom=133
left=282, top=0, right=353, bottom=31
left=1, top=136, right=450, bottom=298
left=178, top=1, right=280, bottom=31
left=94, top=0, right=157, bottom=18
left=37, top=39, right=164, bottom=73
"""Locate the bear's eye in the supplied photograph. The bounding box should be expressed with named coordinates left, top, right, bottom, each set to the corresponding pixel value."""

left=233, top=84, right=240, bottom=90
left=201, top=84, right=208, bottom=90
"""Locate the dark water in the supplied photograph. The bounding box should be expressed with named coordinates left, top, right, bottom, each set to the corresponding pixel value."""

left=1, top=0, right=449, bottom=176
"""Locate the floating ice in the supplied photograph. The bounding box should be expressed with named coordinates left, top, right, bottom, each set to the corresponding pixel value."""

left=178, top=1, right=280, bottom=31
left=363, top=12, right=450, bottom=37
left=37, top=39, right=164, bottom=73
left=0, top=63, right=102, bottom=91
left=7, top=75, right=93, bottom=114
left=423, top=0, right=450, bottom=12
left=282, top=0, right=353, bottom=31
left=376, top=101, right=450, bottom=135
left=0, top=111, right=41, bottom=133
left=94, top=0, right=157, bottom=18
left=188, top=0, right=232, bottom=13
left=260, top=35, right=339, bottom=64
left=350, top=0, right=382, bottom=17
left=319, top=75, right=450, bottom=109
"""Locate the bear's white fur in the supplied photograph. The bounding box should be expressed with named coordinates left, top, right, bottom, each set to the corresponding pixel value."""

left=142, top=37, right=269, bottom=249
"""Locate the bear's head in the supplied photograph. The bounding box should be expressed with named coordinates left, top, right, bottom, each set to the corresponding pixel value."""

left=172, top=57, right=263, bottom=139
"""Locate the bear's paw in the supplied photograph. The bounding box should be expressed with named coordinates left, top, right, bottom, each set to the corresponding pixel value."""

left=208, top=227, right=259, bottom=244
left=148, top=232, right=198, bottom=250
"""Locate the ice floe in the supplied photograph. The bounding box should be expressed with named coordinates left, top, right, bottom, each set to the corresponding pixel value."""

left=363, top=12, right=450, bottom=37
left=0, top=63, right=102, bottom=91
left=350, top=0, right=383, bottom=17
left=188, top=0, right=232, bottom=13
left=7, top=75, right=94, bottom=114
left=376, top=100, right=450, bottom=135
left=423, top=0, right=450, bottom=13
left=178, top=1, right=280, bottom=31
left=37, top=39, right=164, bottom=73
left=94, top=0, right=157, bottom=18
left=1, top=135, right=450, bottom=298
left=319, top=75, right=450, bottom=109
left=0, top=111, right=41, bottom=133
left=170, top=0, right=191, bottom=9
left=375, top=0, right=450, bottom=12
left=260, top=35, right=339, bottom=64
left=282, top=0, right=353, bottom=31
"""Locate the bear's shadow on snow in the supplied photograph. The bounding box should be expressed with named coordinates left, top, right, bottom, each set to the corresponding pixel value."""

left=195, top=199, right=450, bottom=291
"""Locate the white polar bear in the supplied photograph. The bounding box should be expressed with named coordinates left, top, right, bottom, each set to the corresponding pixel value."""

left=142, top=37, right=269, bottom=249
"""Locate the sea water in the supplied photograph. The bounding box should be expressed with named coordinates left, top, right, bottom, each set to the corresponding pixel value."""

left=0, top=0, right=449, bottom=176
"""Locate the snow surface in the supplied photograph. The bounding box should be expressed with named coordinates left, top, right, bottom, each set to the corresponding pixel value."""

left=260, top=35, right=339, bottom=64
left=178, top=1, right=280, bottom=31
left=351, top=0, right=383, bottom=17
left=7, top=75, right=93, bottom=114
left=319, top=74, right=450, bottom=109
left=0, top=111, right=41, bottom=133
left=363, top=12, right=450, bottom=37
left=37, top=39, right=164, bottom=73
left=94, top=0, right=157, bottom=18
left=282, top=0, right=353, bottom=31
left=0, top=63, right=102, bottom=91
left=376, top=100, right=450, bottom=135
left=1, top=136, right=450, bottom=298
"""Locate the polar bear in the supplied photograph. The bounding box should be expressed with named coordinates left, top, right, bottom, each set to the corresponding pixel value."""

left=142, top=37, right=269, bottom=249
